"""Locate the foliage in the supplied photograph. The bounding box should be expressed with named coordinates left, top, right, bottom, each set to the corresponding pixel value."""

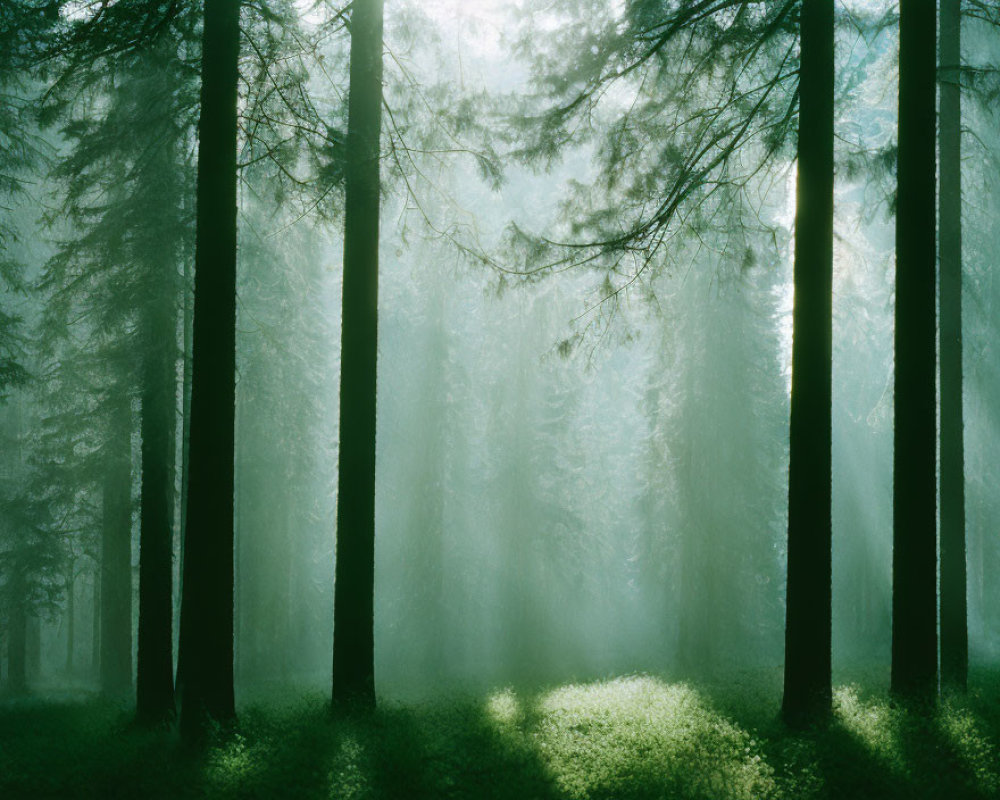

left=3, top=673, right=1000, bottom=798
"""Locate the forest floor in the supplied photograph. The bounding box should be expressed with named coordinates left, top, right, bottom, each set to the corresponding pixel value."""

left=2, top=669, right=999, bottom=799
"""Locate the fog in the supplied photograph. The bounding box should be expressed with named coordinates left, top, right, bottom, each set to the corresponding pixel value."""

left=2, top=0, right=999, bottom=710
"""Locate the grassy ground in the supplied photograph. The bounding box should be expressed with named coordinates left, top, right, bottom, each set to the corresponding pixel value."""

left=2, top=671, right=999, bottom=799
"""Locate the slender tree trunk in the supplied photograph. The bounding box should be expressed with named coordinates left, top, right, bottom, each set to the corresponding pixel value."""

left=100, top=400, right=134, bottom=698
left=180, top=250, right=194, bottom=560
left=136, top=54, right=182, bottom=724
left=939, top=0, right=967, bottom=694
left=891, top=0, right=938, bottom=703
left=65, top=563, right=75, bottom=675
left=8, top=588, right=27, bottom=695
left=332, top=0, right=384, bottom=710
left=25, top=614, right=40, bottom=682
left=91, top=567, right=100, bottom=677
left=137, top=300, right=179, bottom=723
left=175, top=239, right=194, bottom=688
left=782, top=0, right=835, bottom=726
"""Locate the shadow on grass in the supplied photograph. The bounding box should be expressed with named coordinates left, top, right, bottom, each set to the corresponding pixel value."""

left=2, top=672, right=999, bottom=799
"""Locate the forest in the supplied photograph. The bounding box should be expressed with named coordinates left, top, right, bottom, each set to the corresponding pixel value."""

left=2, top=0, right=1000, bottom=797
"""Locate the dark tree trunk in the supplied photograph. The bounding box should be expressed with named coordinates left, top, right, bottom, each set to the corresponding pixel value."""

left=891, top=0, right=938, bottom=703
left=180, top=247, right=194, bottom=562
left=65, top=563, right=75, bottom=675
left=25, top=615, right=40, bottom=682
left=137, top=298, right=179, bottom=723
left=177, top=0, right=240, bottom=738
left=938, top=0, right=967, bottom=694
left=8, top=590, right=27, bottom=695
left=175, top=234, right=194, bottom=689
left=100, top=401, right=134, bottom=698
left=91, top=568, right=100, bottom=676
left=136, top=56, right=182, bottom=724
left=332, top=0, right=384, bottom=710
left=782, top=0, right=834, bottom=726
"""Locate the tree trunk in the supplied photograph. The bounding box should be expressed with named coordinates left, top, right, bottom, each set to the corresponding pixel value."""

left=177, top=0, right=240, bottom=738
left=25, top=614, right=40, bottom=683
left=65, top=563, right=75, bottom=675
left=938, top=0, right=966, bottom=694
left=332, top=0, right=384, bottom=710
left=782, top=0, right=834, bottom=725
left=136, top=49, right=182, bottom=724
left=100, top=399, right=134, bottom=699
left=175, top=232, right=194, bottom=690
left=8, top=589, right=27, bottom=695
left=91, top=567, right=100, bottom=677
left=137, top=300, right=179, bottom=723
left=891, top=0, right=938, bottom=703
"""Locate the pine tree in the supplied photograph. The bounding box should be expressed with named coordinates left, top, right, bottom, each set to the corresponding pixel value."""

left=782, top=0, right=835, bottom=725
left=938, top=0, right=967, bottom=694
left=332, top=0, right=384, bottom=709
left=178, top=0, right=241, bottom=736
left=891, top=0, right=938, bottom=703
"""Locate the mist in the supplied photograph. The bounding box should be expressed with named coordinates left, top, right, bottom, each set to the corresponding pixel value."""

left=3, top=0, right=1000, bottom=796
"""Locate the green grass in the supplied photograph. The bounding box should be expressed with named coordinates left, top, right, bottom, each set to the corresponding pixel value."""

left=2, top=672, right=999, bottom=799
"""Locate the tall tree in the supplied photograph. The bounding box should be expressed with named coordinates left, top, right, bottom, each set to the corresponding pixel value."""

left=782, top=0, right=835, bottom=725
left=938, top=0, right=967, bottom=694
left=136, top=54, right=184, bottom=723
left=891, top=0, right=938, bottom=702
left=332, top=0, right=384, bottom=709
left=177, top=0, right=240, bottom=736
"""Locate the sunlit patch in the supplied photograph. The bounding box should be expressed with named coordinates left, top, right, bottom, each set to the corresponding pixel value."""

left=938, top=702, right=1000, bottom=795
left=326, top=734, right=369, bottom=799
left=205, top=731, right=268, bottom=790
left=485, top=687, right=522, bottom=726
left=833, top=685, right=903, bottom=767
left=531, top=676, right=775, bottom=800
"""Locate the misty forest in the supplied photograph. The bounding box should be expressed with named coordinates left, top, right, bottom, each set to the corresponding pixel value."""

left=2, top=0, right=1000, bottom=797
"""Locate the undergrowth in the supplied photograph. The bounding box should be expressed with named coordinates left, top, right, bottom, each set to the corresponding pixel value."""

left=2, top=671, right=998, bottom=799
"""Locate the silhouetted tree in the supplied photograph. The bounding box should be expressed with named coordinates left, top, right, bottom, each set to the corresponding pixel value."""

left=938, top=0, right=967, bottom=694
left=99, top=395, right=132, bottom=698
left=782, top=0, right=834, bottom=726
left=332, top=0, right=384, bottom=710
left=177, top=0, right=240, bottom=736
left=891, top=0, right=938, bottom=703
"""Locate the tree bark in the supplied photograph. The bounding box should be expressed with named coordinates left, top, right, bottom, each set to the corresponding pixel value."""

left=137, top=296, right=178, bottom=723
left=891, top=0, right=938, bottom=703
left=65, top=562, right=75, bottom=675
left=938, top=0, right=967, bottom=694
left=136, top=49, right=182, bottom=724
left=332, top=0, right=384, bottom=710
left=7, top=582, right=27, bottom=694
left=782, top=0, right=834, bottom=726
left=178, top=0, right=240, bottom=738
left=100, top=399, right=134, bottom=699
left=91, top=567, right=100, bottom=676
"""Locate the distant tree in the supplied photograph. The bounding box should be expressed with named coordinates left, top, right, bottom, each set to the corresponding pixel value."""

left=234, top=205, right=337, bottom=688
left=332, top=0, right=384, bottom=710
left=782, top=0, right=834, bottom=726
left=0, top=399, right=62, bottom=695
left=0, top=0, right=46, bottom=399
left=37, top=1, right=201, bottom=706
left=99, top=395, right=132, bottom=697
left=132, top=41, right=189, bottom=724
left=891, top=0, right=938, bottom=702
